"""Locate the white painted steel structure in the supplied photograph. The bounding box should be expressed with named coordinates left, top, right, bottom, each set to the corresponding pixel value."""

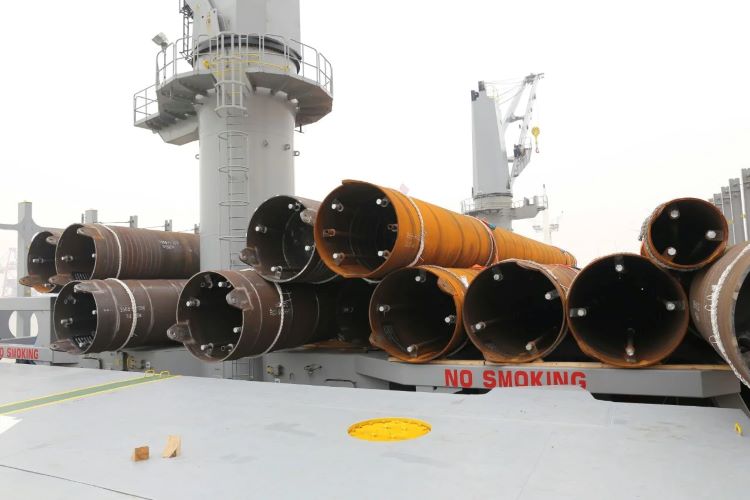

left=134, top=0, right=333, bottom=270
left=462, top=75, right=547, bottom=230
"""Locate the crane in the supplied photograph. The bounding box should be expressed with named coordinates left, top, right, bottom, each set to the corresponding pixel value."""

left=461, top=73, right=546, bottom=230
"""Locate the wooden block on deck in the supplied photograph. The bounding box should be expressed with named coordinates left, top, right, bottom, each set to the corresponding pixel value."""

left=132, top=446, right=150, bottom=462
left=162, top=435, right=181, bottom=458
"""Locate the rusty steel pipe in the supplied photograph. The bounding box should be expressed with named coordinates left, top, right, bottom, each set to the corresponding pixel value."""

left=314, top=180, right=576, bottom=279
left=369, top=266, right=479, bottom=362
left=240, top=195, right=336, bottom=284
left=567, top=254, right=689, bottom=367
left=51, top=279, right=185, bottom=354
left=52, top=224, right=199, bottom=285
left=331, top=279, right=376, bottom=344
left=19, top=230, right=62, bottom=293
left=641, top=197, right=728, bottom=271
left=167, top=269, right=334, bottom=362
left=690, top=242, right=750, bottom=388
left=463, top=260, right=579, bottom=363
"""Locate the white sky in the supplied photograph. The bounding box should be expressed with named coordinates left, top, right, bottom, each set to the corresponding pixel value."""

left=0, top=0, right=748, bottom=272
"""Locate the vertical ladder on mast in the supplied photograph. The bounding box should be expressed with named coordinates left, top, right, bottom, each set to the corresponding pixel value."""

left=214, top=35, right=253, bottom=380
left=214, top=35, right=251, bottom=271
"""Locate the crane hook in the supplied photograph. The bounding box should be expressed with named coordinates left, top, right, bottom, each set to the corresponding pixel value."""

left=531, top=126, right=541, bottom=153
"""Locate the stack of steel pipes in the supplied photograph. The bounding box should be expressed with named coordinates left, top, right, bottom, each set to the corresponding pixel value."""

left=29, top=183, right=748, bottom=388
left=637, top=197, right=750, bottom=387
left=167, top=195, right=377, bottom=362
left=460, top=196, right=737, bottom=372
left=166, top=181, right=578, bottom=363
left=18, top=223, right=200, bottom=355
left=312, top=180, right=578, bottom=363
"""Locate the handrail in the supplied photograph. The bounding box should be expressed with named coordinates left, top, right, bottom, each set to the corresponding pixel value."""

left=460, top=195, right=548, bottom=214
left=134, top=32, right=333, bottom=124
left=155, top=32, right=332, bottom=92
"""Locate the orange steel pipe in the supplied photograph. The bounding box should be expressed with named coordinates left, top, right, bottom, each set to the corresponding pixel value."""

left=314, top=180, right=575, bottom=279
left=369, top=266, right=479, bottom=363
left=640, top=197, right=728, bottom=272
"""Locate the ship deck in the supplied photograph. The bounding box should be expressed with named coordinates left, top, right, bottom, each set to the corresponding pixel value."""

left=0, top=363, right=748, bottom=499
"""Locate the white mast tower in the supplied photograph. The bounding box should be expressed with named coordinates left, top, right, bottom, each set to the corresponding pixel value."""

left=461, top=74, right=546, bottom=230
left=134, top=0, right=333, bottom=269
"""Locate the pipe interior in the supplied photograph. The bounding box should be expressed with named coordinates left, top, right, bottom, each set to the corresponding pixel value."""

left=464, top=263, right=564, bottom=360
left=53, top=283, right=97, bottom=352
left=56, top=224, right=96, bottom=279
left=247, top=196, right=315, bottom=280
left=735, top=272, right=750, bottom=359
left=184, top=272, right=243, bottom=361
left=371, top=269, right=456, bottom=358
left=335, top=279, right=375, bottom=342
left=318, top=184, right=397, bottom=275
left=650, top=200, right=725, bottom=265
left=568, top=256, right=686, bottom=364
left=27, top=231, right=57, bottom=281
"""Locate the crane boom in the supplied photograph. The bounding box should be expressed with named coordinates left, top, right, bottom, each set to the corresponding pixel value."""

left=510, top=74, right=543, bottom=185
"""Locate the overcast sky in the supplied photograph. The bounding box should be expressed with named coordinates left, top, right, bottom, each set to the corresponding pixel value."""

left=0, top=0, right=748, bottom=283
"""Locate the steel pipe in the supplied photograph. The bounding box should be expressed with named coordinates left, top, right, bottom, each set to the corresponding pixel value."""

left=641, top=197, right=728, bottom=271
left=167, top=269, right=333, bottom=362
left=19, top=230, right=62, bottom=293
left=689, top=242, right=750, bottom=388
left=567, top=254, right=689, bottom=368
left=369, top=266, right=479, bottom=362
left=51, top=279, right=185, bottom=354
left=463, top=260, right=578, bottom=363
left=240, top=195, right=336, bottom=283
left=52, top=224, right=199, bottom=285
left=314, top=180, right=576, bottom=279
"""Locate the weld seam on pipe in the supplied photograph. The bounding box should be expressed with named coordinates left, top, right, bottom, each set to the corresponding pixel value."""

left=259, top=282, right=286, bottom=356
left=471, top=216, right=496, bottom=267
left=446, top=337, right=470, bottom=357
left=710, top=244, right=750, bottom=387
left=546, top=265, right=570, bottom=294
left=313, top=273, right=339, bottom=285
left=640, top=234, right=677, bottom=272
left=99, top=224, right=123, bottom=278
left=405, top=195, right=426, bottom=267
left=108, top=278, right=138, bottom=350
left=423, top=265, right=468, bottom=290
left=431, top=265, right=472, bottom=357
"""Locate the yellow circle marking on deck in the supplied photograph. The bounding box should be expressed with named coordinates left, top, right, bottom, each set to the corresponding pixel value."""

left=348, top=418, right=431, bottom=442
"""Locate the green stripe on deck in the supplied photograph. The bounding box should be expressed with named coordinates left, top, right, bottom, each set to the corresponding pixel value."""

left=0, top=373, right=178, bottom=415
